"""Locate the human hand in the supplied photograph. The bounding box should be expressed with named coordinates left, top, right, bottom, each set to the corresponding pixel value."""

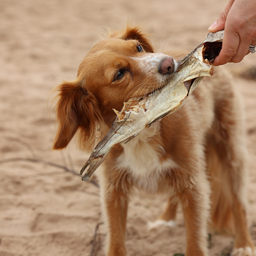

left=208, top=0, right=256, bottom=66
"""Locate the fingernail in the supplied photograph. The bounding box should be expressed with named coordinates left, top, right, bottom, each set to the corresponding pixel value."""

left=208, top=21, right=217, bottom=30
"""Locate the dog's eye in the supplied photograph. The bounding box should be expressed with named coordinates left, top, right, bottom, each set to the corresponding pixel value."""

left=114, top=69, right=126, bottom=81
left=137, top=44, right=143, bottom=52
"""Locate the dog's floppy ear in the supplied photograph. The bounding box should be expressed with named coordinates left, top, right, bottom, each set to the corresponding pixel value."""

left=52, top=80, right=103, bottom=151
left=109, top=25, right=154, bottom=53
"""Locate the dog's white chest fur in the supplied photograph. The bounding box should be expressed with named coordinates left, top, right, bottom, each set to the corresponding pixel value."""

left=116, top=123, right=178, bottom=192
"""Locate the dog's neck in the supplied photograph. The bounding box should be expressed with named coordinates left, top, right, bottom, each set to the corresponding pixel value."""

left=115, top=121, right=179, bottom=192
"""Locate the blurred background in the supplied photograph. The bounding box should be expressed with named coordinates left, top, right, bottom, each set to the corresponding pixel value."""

left=0, top=0, right=256, bottom=255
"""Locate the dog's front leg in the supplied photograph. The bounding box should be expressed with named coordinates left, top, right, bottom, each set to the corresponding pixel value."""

left=105, top=191, right=128, bottom=256
left=99, top=168, right=129, bottom=256
left=178, top=172, right=210, bottom=256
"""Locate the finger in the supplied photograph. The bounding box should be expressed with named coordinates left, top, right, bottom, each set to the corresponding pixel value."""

left=213, top=29, right=239, bottom=66
left=208, top=0, right=235, bottom=32
left=230, top=37, right=251, bottom=62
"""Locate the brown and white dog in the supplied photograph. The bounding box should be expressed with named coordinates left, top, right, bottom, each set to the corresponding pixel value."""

left=52, top=25, right=255, bottom=256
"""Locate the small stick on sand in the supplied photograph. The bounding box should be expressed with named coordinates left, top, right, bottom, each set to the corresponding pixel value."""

left=90, top=222, right=103, bottom=256
left=0, top=157, right=99, bottom=188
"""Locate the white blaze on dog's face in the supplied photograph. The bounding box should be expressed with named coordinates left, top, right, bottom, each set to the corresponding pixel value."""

left=131, top=53, right=178, bottom=80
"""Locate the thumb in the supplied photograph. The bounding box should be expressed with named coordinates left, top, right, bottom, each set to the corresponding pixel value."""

left=208, top=20, right=225, bottom=33
left=208, top=0, right=235, bottom=32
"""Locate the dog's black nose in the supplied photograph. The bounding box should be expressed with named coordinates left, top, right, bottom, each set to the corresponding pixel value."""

left=159, top=56, right=175, bottom=75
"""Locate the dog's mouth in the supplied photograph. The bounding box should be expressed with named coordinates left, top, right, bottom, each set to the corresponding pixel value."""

left=147, top=79, right=173, bottom=97
left=140, top=71, right=196, bottom=102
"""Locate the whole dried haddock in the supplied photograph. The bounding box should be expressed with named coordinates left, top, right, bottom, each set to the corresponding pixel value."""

left=80, top=30, right=254, bottom=181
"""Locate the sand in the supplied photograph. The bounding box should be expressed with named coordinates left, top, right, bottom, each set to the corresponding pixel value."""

left=0, top=0, right=256, bottom=255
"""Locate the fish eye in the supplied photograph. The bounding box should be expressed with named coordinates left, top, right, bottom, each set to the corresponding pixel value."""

left=137, top=44, right=143, bottom=52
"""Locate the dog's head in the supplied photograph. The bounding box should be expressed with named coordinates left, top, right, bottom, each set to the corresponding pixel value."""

left=52, top=25, right=177, bottom=151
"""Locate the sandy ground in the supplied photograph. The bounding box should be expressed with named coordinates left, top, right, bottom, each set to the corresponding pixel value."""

left=0, top=0, right=256, bottom=255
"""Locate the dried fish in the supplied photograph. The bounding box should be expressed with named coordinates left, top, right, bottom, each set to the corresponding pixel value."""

left=80, top=30, right=252, bottom=181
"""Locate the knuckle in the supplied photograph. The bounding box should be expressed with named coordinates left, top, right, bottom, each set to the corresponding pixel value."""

left=219, top=11, right=227, bottom=22
left=232, top=57, right=243, bottom=63
left=242, top=29, right=256, bottom=43
left=223, top=48, right=237, bottom=58
left=231, top=54, right=244, bottom=63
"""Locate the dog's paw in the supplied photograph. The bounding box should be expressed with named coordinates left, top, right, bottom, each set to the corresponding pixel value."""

left=148, top=219, right=176, bottom=230
left=231, top=247, right=255, bottom=256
